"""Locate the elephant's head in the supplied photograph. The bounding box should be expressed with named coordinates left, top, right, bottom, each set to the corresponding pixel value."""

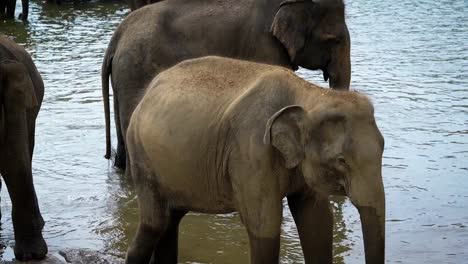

left=264, top=96, right=385, bottom=263
left=271, top=0, right=351, bottom=89
left=0, top=60, right=38, bottom=110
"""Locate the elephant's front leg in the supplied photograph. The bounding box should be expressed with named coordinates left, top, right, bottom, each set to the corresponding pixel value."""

left=1, top=109, right=47, bottom=261
left=234, top=171, right=283, bottom=263
left=240, top=196, right=282, bottom=263
left=287, top=193, right=333, bottom=264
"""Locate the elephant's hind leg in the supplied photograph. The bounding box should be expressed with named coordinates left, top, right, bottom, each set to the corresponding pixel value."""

left=113, top=94, right=126, bottom=169
left=1, top=110, right=47, bottom=261
left=149, top=209, right=187, bottom=264
left=126, top=192, right=170, bottom=263
left=4, top=0, right=15, bottom=19
left=0, top=0, right=6, bottom=17
left=234, top=177, right=282, bottom=263
left=126, top=168, right=169, bottom=264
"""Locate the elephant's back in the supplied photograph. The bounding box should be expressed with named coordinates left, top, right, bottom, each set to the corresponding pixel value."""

left=139, top=56, right=297, bottom=112
left=166, top=57, right=270, bottom=95
left=111, top=0, right=259, bottom=74
left=134, top=57, right=273, bottom=126
left=132, top=56, right=294, bottom=157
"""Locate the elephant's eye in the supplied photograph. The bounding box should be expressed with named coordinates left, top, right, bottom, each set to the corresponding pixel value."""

left=337, top=156, right=347, bottom=166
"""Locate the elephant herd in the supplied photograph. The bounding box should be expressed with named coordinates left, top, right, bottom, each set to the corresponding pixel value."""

left=1, top=0, right=386, bottom=263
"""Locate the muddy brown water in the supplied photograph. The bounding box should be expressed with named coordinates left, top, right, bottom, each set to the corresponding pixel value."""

left=0, top=0, right=467, bottom=263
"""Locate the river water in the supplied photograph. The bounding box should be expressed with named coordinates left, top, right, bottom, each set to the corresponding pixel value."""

left=0, top=0, right=467, bottom=263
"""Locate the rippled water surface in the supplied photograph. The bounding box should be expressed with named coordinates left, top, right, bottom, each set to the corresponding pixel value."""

left=1, top=0, right=467, bottom=263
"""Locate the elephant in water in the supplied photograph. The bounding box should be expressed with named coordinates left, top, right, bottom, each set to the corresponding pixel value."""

left=125, top=56, right=385, bottom=264
left=0, top=35, right=47, bottom=261
left=102, top=0, right=352, bottom=169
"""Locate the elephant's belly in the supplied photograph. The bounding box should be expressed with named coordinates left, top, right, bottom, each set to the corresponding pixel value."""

left=155, top=168, right=236, bottom=214
left=145, top=148, right=236, bottom=214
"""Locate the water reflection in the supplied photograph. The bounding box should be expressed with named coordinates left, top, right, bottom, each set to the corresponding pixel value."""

left=1, top=0, right=467, bottom=263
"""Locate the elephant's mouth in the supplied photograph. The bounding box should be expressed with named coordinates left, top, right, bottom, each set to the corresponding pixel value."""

left=335, top=184, right=346, bottom=195
left=322, top=168, right=347, bottom=196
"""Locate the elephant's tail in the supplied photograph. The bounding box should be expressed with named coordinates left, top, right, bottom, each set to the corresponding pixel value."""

left=102, top=47, right=113, bottom=160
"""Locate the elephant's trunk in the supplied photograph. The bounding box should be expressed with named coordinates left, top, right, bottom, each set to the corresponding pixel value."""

left=327, top=26, right=351, bottom=90
left=348, top=173, right=385, bottom=263
left=357, top=204, right=385, bottom=263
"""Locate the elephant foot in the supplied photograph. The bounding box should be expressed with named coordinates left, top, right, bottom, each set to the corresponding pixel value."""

left=14, top=233, right=48, bottom=261
left=114, top=150, right=127, bottom=170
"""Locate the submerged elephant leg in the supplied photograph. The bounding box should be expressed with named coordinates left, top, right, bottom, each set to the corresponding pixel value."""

left=126, top=198, right=169, bottom=263
left=0, top=176, right=2, bottom=219
left=287, top=193, right=333, bottom=264
left=126, top=169, right=169, bottom=263
left=127, top=223, right=160, bottom=264
left=1, top=110, right=47, bottom=261
left=5, top=0, right=15, bottom=19
left=235, top=182, right=282, bottom=262
left=246, top=231, right=281, bottom=264
left=149, top=209, right=187, bottom=264
left=0, top=0, right=6, bottom=17
left=113, top=95, right=126, bottom=169
left=20, top=0, right=28, bottom=20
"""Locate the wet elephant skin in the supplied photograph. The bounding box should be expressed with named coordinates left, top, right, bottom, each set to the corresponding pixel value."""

left=102, top=0, right=352, bottom=169
left=0, top=35, right=47, bottom=261
left=125, top=57, right=385, bottom=264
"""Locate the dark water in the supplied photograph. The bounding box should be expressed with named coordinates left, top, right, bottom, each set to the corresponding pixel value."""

left=0, top=0, right=467, bottom=263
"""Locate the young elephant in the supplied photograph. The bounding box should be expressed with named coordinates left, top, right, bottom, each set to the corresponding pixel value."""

left=126, top=56, right=385, bottom=264
left=0, top=35, right=47, bottom=260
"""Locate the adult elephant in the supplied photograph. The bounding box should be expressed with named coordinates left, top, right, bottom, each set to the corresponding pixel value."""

left=0, top=0, right=28, bottom=20
left=125, top=56, right=385, bottom=263
left=102, top=0, right=352, bottom=169
left=0, top=35, right=48, bottom=261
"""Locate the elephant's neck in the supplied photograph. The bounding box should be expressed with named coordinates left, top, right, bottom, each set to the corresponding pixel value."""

left=231, top=0, right=292, bottom=68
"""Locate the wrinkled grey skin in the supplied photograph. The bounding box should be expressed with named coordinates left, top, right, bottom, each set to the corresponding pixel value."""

left=126, top=57, right=385, bottom=264
left=102, top=0, right=351, bottom=169
left=0, top=0, right=29, bottom=20
left=0, top=35, right=47, bottom=261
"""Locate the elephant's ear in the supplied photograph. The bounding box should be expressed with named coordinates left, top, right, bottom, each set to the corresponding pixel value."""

left=270, top=0, right=313, bottom=62
left=263, top=105, right=305, bottom=169
left=0, top=60, right=38, bottom=109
